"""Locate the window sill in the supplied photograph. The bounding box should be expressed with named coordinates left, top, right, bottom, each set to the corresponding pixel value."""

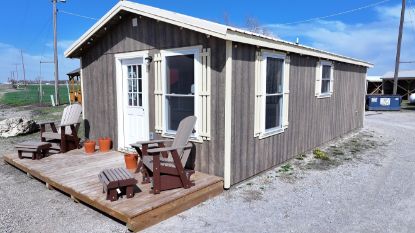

left=258, top=127, right=286, bottom=139
left=316, top=93, right=332, bottom=99
left=161, top=132, right=204, bottom=143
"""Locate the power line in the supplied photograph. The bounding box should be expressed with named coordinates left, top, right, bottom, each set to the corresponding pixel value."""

left=59, top=10, right=98, bottom=21
left=280, top=0, right=392, bottom=25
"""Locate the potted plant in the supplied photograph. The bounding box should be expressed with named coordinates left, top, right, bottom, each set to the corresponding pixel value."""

left=121, top=148, right=138, bottom=173
left=98, top=137, right=112, bottom=152
left=84, top=140, right=96, bottom=154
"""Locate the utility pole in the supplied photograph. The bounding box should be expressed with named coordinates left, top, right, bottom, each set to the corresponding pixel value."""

left=393, top=0, right=406, bottom=95
left=53, top=0, right=60, bottom=105
left=20, top=49, right=27, bottom=88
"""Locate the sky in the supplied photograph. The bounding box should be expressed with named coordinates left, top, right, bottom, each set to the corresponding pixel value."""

left=0, top=0, right=413, bottom=83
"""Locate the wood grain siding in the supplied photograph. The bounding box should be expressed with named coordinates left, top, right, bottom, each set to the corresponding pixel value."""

left=231, top=44, right=366, bottom=184
left=81, top=13, right=226, bottom=176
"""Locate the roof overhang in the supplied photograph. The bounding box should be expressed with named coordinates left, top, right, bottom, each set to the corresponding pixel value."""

left=65, top=1, right=373, bottom=68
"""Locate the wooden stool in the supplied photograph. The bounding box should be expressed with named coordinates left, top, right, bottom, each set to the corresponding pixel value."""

left=15, top=141, right=52, bottom=160
left=98, top=168, right=137, bottom=202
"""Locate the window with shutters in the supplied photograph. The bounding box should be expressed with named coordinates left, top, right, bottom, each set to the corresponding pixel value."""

left=315, top=60, right=334, bottom=98
left=254, top=50, right=290, bottom=139
left=154, top=45, right=211, bottom=141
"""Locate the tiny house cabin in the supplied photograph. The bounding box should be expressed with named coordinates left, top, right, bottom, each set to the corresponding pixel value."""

left=65, top=1, right=372, bottom=188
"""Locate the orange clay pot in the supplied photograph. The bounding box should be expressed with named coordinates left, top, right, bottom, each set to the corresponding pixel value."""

left=84, top=140, right=96, bottom=154
left=124, top=153, right=138, bottom=173
left=98, top=137, right=111, bottom=152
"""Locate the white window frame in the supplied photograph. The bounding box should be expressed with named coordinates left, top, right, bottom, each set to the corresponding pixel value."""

left=316, top=60, right=334, bottom=98
left=260, top=51, right=287, bottom=138
left=160, top=45, right=202, bottom=141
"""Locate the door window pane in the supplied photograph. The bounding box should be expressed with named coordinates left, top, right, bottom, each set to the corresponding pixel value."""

left=126, top=64, right=143, bottom=107
left=265, top=95, right=282, bottom=130
left=167, top=96, right=194, bottom=131
left=166, top=54, right=194, bottom=94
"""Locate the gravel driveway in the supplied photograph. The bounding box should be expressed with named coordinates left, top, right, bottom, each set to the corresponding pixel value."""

left=1, top=110, right=414, bottom=233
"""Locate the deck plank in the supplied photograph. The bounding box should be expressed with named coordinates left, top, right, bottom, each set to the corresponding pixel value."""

left=3, top=150, right=223, bottom=232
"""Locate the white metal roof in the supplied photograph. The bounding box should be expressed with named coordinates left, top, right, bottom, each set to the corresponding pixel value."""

left=366, top=76, right=382, bottom=82
left=65, top=1, right=373, bottom=68
left=381, top=70, right=415, bottom=79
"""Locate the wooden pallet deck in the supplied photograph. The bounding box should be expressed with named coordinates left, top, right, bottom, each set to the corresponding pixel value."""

left=3, top=150, right=223, bottom=232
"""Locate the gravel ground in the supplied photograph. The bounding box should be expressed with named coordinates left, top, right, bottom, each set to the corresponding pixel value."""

left=1, top=108, right=414, bottom=233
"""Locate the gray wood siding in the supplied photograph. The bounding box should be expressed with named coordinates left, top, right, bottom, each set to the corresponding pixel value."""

left=231, top=43, right=367, bottom=184
left=81, top=13, right=226, bottom=176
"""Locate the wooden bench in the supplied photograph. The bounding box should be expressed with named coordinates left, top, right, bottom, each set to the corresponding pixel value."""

left=15, top=141, right=52, bottom=160
left=98, top=168, right=138, bottom=202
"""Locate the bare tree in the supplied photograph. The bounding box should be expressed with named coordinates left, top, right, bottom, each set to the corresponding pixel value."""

left=245, top=17, right=273, bottom=37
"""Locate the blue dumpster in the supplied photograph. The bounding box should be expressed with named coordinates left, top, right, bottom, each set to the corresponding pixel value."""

left=366, top=95, right=402, bottom=111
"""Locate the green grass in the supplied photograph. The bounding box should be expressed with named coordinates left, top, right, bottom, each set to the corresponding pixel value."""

left=313, top=148, right=330, bottom=160
left=0, top=85, right=70, bottom=106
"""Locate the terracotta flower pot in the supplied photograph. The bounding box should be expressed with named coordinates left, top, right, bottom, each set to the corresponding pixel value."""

left=84, top=140, right=96, bottom=154
left=124, top=153, right=138, bottom=173
left=98, top=137, right=111, bottom=152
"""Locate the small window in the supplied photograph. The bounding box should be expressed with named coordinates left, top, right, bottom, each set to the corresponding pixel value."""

left=321, top=64, right=332, bottom=94
left=265, top=57, right=284, bottom=130
left=315, top=61, right=333, bottom=98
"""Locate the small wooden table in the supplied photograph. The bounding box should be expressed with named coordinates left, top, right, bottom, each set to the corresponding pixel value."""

left=98, top=168, right=138, bottom=202
left=15, top=141, right=52, bottom=160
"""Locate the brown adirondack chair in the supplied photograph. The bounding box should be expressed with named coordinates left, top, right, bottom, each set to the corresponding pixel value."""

left=40, top=104, right=82, bottom=153
left=131, top=116, right=196, bottom=194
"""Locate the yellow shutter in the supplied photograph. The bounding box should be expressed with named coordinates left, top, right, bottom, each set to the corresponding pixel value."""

left=154, top=53, right=163, bottom=133
left=282, top=56, right=290, bottom=128
left=254, top=51, right=263, bottom=137
left=199, top=48, right=211, bottom=140
left=315, top=60, right=322, bottom=96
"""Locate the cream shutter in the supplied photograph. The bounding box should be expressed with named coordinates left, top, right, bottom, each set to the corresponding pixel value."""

left=329, top=64, right=334, bottom=94
left=199, top=48, right=211, bottom=140
left=282, top=56, right=290, bottom=128
left=254, top=51, right=263, bottom=137
left=154, top=53, right=163, bottom=133
left=315, top=60, right=322, bottom=96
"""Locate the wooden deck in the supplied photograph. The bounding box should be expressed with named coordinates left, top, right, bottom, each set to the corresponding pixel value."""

left=3, top=150, right=223, bottom=232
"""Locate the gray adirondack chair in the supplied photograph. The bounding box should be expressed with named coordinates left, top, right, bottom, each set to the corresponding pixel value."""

left=40, top=104, right=82, bottom=153
left=131, top=116, right=196, bottom=194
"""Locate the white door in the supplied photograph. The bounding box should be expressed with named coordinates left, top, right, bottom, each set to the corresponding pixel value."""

left=120, top=57, right=149, bottom=147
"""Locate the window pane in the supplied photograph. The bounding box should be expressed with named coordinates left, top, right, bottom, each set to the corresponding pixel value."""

left=321, top=80, right=331, bottom=93
left=138, top=79, right=142, bottom=92
left=138, top=94, right=142, bottom=106
left=167, top=96, right=194, bottom=131
left=265, top=95, right=282, bottom=130
left=322, top=65, right=331, bottom=80
left=128, top=79, right=132, bottom=92
left=133, top=79, right=137, bottom=92
left=166, top=54, right=194, bottom=94
left=128, top=93, right=132, bottom=106
left=266, top=57, right=284, bottom=94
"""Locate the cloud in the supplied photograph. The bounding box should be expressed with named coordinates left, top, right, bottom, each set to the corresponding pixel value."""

left=264, top=4, right=415, bottom=75
left=0, top=42, right=79, bottom=83
left=45, top=39, right=75, bottom=50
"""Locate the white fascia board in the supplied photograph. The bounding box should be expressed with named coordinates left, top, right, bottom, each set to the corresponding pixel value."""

left=65, top=1, right=373, bottom=68
left=65, top=1, right=227, bottom=58
left=225, top=30, right=373, bottom=68
left=64, top=2, right=124, bottom=57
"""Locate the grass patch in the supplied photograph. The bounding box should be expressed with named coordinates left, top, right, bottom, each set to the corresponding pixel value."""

left=313, top=148, right=330, bottom=160
left=0, top=85, right=70, bottom=106
left=279, top=163, right=293, bottom=172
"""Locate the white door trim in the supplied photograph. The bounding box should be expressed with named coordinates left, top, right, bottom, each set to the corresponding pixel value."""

left=115, top=51, right=149, bottom=150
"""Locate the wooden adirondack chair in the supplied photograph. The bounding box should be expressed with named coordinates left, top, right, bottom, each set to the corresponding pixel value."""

left=40, top=104, right=82, bottom=153
left=131, top=116, right=197, bottom=194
